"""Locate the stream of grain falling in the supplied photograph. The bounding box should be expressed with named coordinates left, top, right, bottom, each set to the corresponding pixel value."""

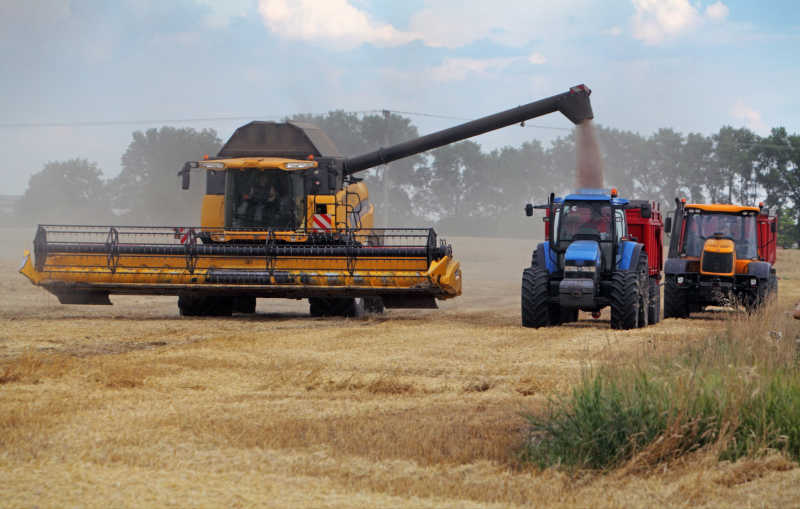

left=575, top=120, right=604, bottom=189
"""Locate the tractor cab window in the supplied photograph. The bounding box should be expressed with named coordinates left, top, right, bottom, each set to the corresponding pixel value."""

left=614, top=209, right=627, bottom=243
left=557, top=201, right=613, bottom=244
left=683, top=212, right=758, bottom=259
left=227, top=169, right=305, bottom=229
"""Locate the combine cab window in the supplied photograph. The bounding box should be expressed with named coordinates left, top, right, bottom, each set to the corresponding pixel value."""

left=557, top=201, right=613, bottom=243
left=683, top=213, right=758, bottom=259
left=227, top=169, right=305, bottom=229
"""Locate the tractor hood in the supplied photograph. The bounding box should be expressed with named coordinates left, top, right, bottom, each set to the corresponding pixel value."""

left=564, top=240, right=601, bottom=266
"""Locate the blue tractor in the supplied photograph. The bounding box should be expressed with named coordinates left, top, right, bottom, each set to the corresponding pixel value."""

left=522, top=189, right=664, bottom=329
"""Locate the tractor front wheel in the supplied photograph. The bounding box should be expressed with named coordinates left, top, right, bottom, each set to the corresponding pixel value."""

left=663, top=277, right=690, bottom=318
left=522, top=267, right=552, bottom=328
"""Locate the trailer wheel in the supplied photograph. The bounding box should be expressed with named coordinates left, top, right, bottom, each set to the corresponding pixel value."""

left=636, top=253, right=649, bottom=328
left=648, top=278, right=661, bottom=324
left=521, top=267, right=551, bottom=328
left=178, top=295, right=233, bottom=317
left=309, top=297, right=362, bottom=317
left=663, top=277, right=690, bottom=318
left=609, top=271, right=640, bottom=330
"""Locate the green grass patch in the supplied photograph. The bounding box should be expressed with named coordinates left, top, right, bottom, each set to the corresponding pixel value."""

left=521, top=309, right=800, bottom=471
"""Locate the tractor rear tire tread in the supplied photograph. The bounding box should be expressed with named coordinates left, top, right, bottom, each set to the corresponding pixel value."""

left=609, top=271, right=640, bottom=330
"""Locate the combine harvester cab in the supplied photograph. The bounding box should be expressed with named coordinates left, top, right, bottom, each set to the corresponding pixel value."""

left=522, top=189, right=664, bottom=329
left=21, top=85, right=594, bottom=317
left=663, top=199, right=778, bottom=317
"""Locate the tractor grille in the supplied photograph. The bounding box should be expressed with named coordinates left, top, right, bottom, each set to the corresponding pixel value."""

left=701, top=251, right=734, bottom=274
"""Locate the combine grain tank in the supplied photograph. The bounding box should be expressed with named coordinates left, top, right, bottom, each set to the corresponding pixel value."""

left=21, top=85, right=594, bottom=317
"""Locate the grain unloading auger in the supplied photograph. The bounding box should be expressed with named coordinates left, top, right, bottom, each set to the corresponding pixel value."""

left=20, top=85, right=593, bottom=316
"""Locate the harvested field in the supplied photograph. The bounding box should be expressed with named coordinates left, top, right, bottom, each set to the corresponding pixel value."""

left=2, top=226, right=800, bottom=508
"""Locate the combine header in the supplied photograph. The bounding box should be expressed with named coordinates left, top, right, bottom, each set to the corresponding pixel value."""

left=21, top=85, right=594, bottom=316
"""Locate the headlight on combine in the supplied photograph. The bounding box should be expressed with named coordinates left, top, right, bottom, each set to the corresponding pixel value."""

left=750, top=278, right=757, bottom=287
left=677, top=276, right=685, bottom=284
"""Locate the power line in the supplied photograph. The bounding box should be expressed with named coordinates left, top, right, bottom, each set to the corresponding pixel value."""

left=0, top=109, right=572, bottom=132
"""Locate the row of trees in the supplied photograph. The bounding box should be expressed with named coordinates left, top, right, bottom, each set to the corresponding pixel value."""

left=9, top=115, right=800, bottom=244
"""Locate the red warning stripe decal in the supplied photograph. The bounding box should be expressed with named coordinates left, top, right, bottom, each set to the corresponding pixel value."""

left=312, top=214, right=332, bottom=231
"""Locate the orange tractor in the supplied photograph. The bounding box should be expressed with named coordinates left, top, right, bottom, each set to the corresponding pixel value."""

left=664, top=200, right=778, bottom=316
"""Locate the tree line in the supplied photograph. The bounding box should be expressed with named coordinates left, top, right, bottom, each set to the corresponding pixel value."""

left=9, top=114, right=800, bottom=245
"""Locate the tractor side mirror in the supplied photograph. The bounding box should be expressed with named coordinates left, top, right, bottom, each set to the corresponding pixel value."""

left=771, top=221, right=777, bottom=233
left=665, top=217, right=672, bottom=234
left=640, top=202, right=652, bottom=219
left=179, top=162, right=191, bottom=190
left=525, top=203, right=533, bottom=217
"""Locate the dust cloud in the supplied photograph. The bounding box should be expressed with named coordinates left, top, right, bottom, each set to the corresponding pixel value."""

left=575, top=120, right=603, bottom=189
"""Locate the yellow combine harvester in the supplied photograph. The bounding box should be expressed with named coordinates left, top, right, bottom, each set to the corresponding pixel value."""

left=20, top=85, right=594, bottom=316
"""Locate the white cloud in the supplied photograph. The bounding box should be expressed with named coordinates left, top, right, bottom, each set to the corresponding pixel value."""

left=430, top=57, right=516, bottom=82
left=603, top=26, right=623, bottom=36
left=409, top=0, right=593, bottom=48
left=731, top=100, right=766, bottom=132
left=528, top=52, right=547, bottom=65
left=257, top=0, right=420, bottom=49
left=631, top=0, right=701, bottom=45
left=631, top=0, right=731, bottom=44
left=705, top=1, right=729, bottom=22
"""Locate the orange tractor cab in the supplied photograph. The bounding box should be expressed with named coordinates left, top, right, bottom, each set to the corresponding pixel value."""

left=664, top=200, right=778, bottom=316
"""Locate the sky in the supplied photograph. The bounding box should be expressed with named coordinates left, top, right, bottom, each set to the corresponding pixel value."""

left=1, top=0, right=798, bottom=195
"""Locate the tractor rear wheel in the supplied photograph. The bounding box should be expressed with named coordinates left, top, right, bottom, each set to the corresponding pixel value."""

left=609, top=271, right=640, bottom=330
left=522, top=267, right=551, bottom=328
left=663, top=277, right=690, bottom=318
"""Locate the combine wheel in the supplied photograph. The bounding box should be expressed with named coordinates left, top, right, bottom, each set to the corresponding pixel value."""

left=233, top=296, right=256, bottom=314
left=521, top=267, right=552, bottom=328
left=648, top=278, right=661, bottom=324
left=309, top=297, right=362, bottom=317
left=178, top=295, right=233, bottom=317
left=362, top=297, right=385, bottom=314
left=663, top=277, right=690, bottom=318
left=609, top=271, right=640, bottom=330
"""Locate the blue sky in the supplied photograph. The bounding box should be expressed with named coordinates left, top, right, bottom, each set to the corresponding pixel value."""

left=1, top=0, right=798, bottom=194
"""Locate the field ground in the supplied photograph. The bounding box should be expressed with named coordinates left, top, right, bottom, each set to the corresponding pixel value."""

left=2, top=227, right=800, bottom=508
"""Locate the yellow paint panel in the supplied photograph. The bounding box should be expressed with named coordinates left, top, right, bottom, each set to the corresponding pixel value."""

left=686, top=204, right=759, bottom=214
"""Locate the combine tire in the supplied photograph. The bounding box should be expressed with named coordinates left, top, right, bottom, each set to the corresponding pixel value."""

left=178, top=295, right=233, bottom=317
left=663, top=277, right=690, bottom=318
left=362, top=297, right=385, bottom=314
left=609, top=271, right=640, bottom=330
left=309, top=297, right=362, bottom=317
left=233, top=296, right=256, bottom=314
left=648, top=278, right=661, bottom=324
left=522, top=267, right=551, bottom=328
